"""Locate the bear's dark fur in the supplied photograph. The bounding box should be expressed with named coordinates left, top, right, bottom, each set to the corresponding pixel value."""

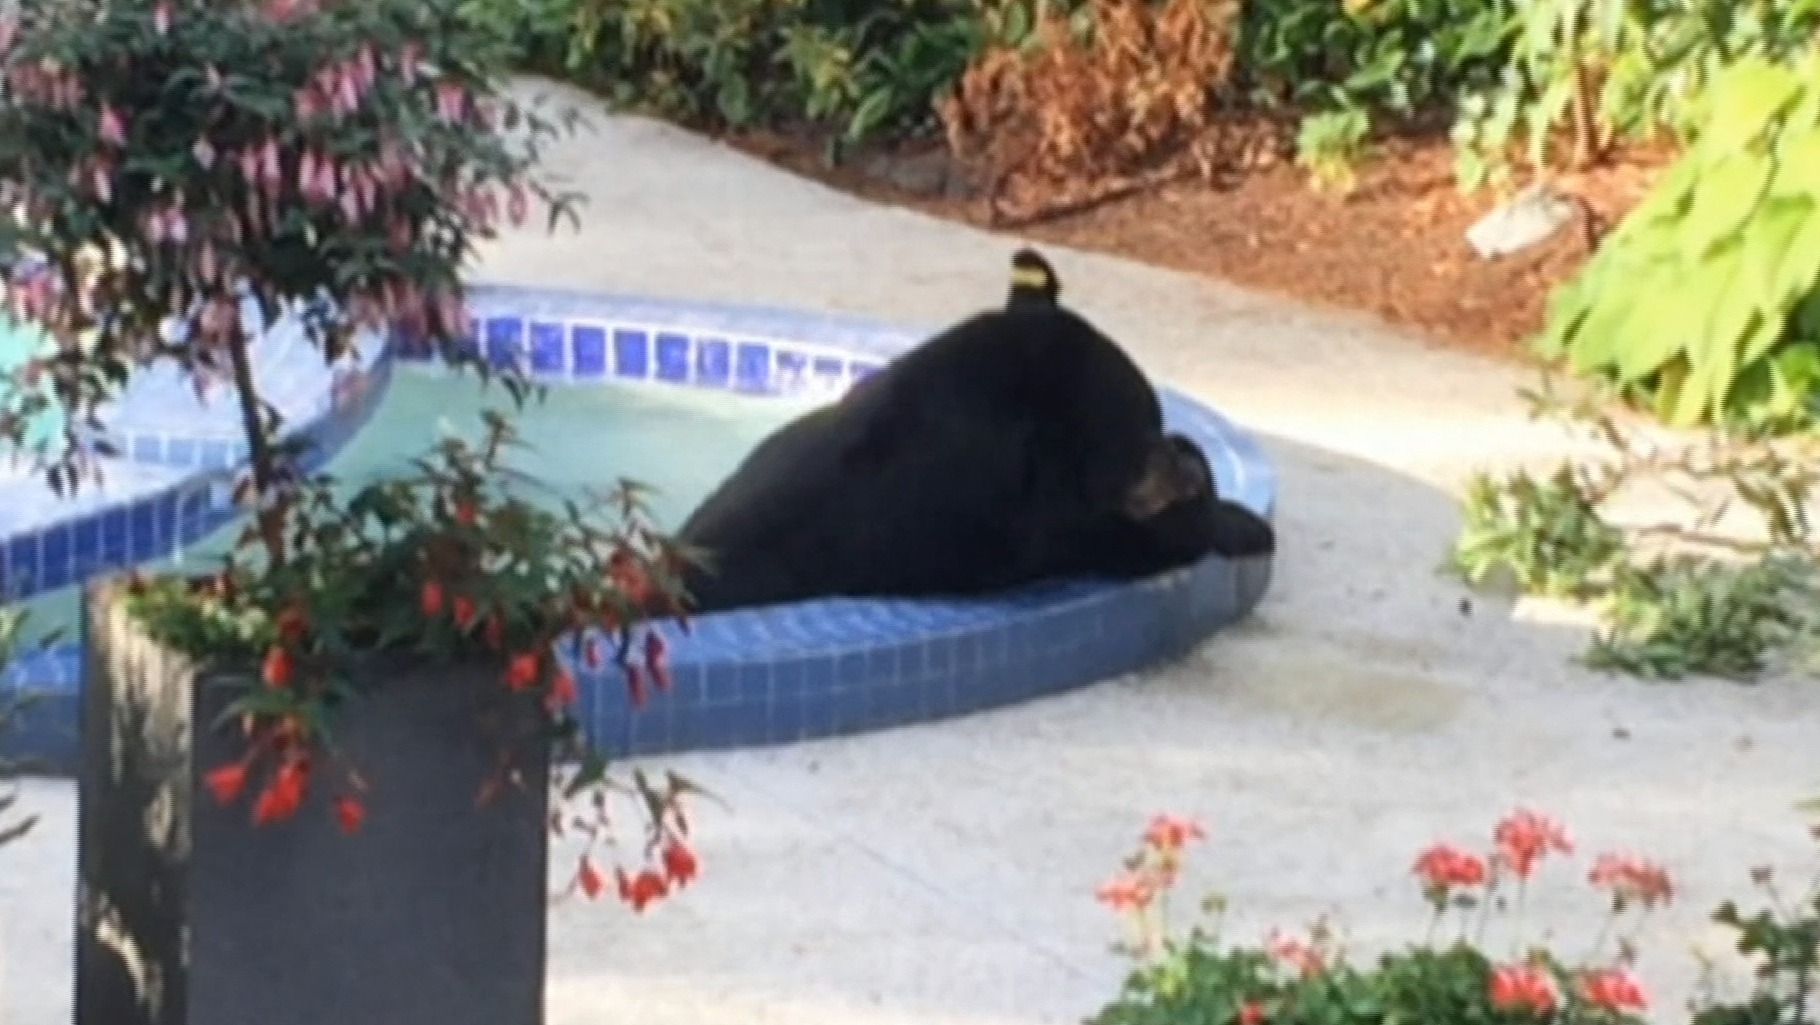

left=674, top=248, right=1275, bottom=614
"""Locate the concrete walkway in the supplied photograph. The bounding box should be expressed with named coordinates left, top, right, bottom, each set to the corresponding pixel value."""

left=4, top=77, right=1817, bottom=1025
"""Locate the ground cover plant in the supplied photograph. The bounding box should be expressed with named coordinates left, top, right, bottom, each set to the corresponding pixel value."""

left=1091, top=809, right=1818, bottom=1025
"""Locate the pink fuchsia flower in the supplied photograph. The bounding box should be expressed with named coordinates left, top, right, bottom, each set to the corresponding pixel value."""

left=1493, top=808, right=1573, bottom=880
left=97, top=104, right=128, bottom=147
left=1142, top=813, right=1205, bottom=853
left=1588, top=852, right=1673, bottom=909
left=1580, top=967, right=1648, bottom=1012
left=1412, top=842, right=1489, bottom=890
left=1489, top=962, right=1558, bottom=1014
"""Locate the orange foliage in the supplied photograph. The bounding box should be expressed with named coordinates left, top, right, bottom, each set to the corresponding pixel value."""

left=937, top=0, right=1251, bottom=224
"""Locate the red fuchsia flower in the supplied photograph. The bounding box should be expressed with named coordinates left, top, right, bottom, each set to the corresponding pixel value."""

left=262, top=645, right=294, bottom=689
left=1580, top=967, right=1648, bottom=1012
left=504, top=652, right=540, bottom=691
left=1588, top=852, right=1674, bottom=910
left=252, top=757, right=311, bottom=826
left=617, top=867, right=669, bottom=913
left=420, top=579, right=445, bottom=618
left=1239, top=1001, right=1267, bottom=1025
left=1490, top=962, right=1559, bottom=1014
left=576, top=856, right=606, bottom=899
left=1412, top=842, right=1489, bottom=890
left=546, top=669, right=578, bottom=714
left=1095, top=871, right=1155, bottom=913
left=1494, top=808, right=1573, bottom=880
left=332, top=794, right=366, bottom=835
left=1266, top=929, right=1323, bottom=978
left=1143, top=813, right=1206, bottom=853
left=661, top=837, right=700, bottom=887
left=204, top=761, right=249, bottom=805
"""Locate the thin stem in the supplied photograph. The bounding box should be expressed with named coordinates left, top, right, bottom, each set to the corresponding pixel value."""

left=225, top=305, right=287, bottom=570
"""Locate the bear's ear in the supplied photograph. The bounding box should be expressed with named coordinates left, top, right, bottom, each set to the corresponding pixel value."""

left=1007, top=248, right=1061, bottom=308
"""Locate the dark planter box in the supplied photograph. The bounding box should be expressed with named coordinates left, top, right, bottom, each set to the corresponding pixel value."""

left=73, top=576, right=551, bottom=1025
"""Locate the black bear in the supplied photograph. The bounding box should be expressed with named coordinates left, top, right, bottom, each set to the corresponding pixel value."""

left=673, top=247, right=1275, bottom=614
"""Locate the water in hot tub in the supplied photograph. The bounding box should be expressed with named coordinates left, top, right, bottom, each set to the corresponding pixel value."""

left=9, top=364, right=827, bottom=642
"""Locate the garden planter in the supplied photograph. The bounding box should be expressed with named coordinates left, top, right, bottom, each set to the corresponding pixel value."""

left=72, top=576, right=551, bottom=1025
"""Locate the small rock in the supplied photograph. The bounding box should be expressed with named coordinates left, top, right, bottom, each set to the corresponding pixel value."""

left=1464, top=182, right=1577, bottom=260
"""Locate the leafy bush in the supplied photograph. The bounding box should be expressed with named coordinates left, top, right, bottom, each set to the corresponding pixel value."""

left=520, top=0, right=1003, bottom=150
left=1452, top=0, right=1820, bottom=190
left=1090, top=807, right=1668, bottom=1025
left=1236, top=0, right=1515, bottom=125
left=1449, top=374, right=1820, bottom=681
left=1533, top=53, right=1820, bottom=431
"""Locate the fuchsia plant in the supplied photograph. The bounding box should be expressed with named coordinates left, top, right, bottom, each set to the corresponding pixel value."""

left=0, top=0, right=705, bottom=911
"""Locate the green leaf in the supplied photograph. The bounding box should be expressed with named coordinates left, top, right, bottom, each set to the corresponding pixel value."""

left=1697, top=58, right=1804, bottom=158
left=1741, top=195, right=1817, bottom=310
left=1680, top=154, right=1776, bottom=261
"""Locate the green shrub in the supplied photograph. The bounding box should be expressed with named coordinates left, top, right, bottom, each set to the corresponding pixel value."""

left=1534, top=53, right=1820, bottom=431
left=1449, top=374, right=1820, bottom=681
left=1236, top=0, right=1515, bottom=124
left=1452, top=0, right=1820, bottom=190
left=517, top=0, right=1011, bottom=150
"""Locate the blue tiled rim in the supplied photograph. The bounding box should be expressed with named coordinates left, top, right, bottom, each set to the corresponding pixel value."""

left=0, top=280, right=1277, bottom=770
left=413, top=282, right=1279, bottom=758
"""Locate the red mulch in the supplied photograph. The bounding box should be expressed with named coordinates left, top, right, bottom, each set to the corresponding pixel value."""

left=720, top=126, right=1672, bottom=364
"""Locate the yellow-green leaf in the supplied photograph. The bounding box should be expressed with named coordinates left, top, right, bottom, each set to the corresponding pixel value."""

left=1680, top=154, right=1775, bottom=260
left=1697, top=58, right=1804, bottom=158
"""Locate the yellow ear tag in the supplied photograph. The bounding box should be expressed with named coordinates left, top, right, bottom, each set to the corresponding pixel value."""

left=1010, top=264, right=1052, bottom=291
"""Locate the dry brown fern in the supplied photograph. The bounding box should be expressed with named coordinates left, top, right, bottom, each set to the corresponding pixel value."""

left=936, top=0, right=1249, bottom=225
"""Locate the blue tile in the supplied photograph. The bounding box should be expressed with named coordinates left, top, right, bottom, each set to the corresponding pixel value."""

left=72, top=514, right=102, bottom=569
left=38, top=527, right=70, bottom=591
left=898, top=643, right=927, bottom=683
left=571, top=325, right=607, bottom=378
left=166, top=437, right=196, bottom=467
left=530, top=321, right=566, bottom=374
left=772, top=659, right=806, bottom=706
left=613, top=329, right=650, bottom=379
left=485, top=316, right=524, bottom=369
left=693, top=705, right=742, bottom=748
left=201, top=440, right=233, bottom=469
left=131, top=434, right=163, bottom=462
left=1, top=537, right=22, bottom=600
left=703, top=662, right=741, bottom=705
left=735, top=342, right=771, bottom=393
left=730, top=662, right=770, bottom=706
left=695, top=338, right=731, bottom=388
left=100, top=507, right=129, bottom=562
left=849, top=360, right=882, bottom=383
left=866, top=647, right=899, bottom=687
left=836, top=652, right=867, bottom=688
left=774, top=350, right=808, bottom=392
left=729, top=701, right=771, bottom=747
left=811, top=356, right=845, bottom=391
left=655, top=332, right=691, bottom=383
